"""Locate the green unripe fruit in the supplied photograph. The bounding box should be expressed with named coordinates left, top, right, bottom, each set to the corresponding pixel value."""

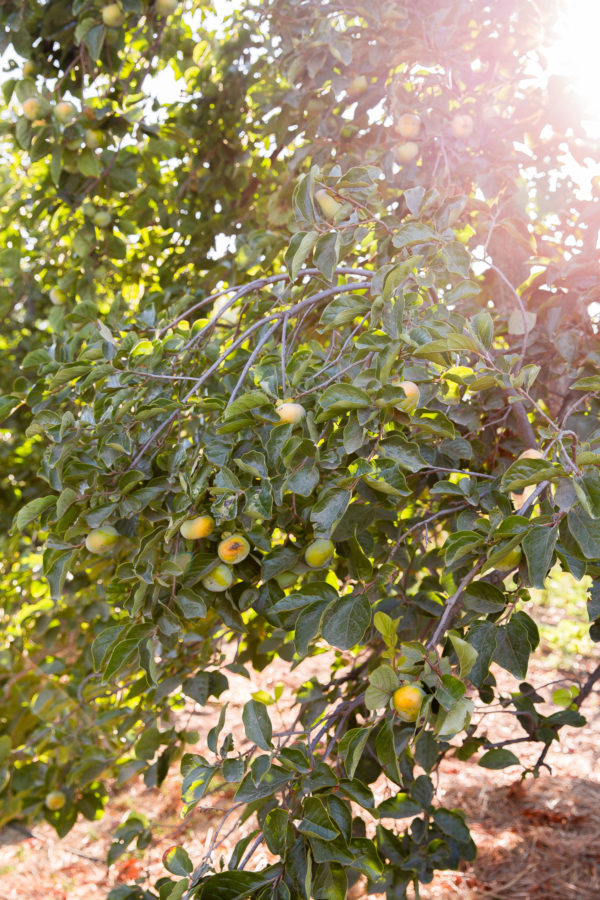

left=102, top=3, right=125, bottom=27
left=85, top=526, right=119, bottom=554
left=395, top=113, right=421, bottom=139
left=156, top=0, right=178, bottom=13
left=54, top=101, right=76, bottom=124
left=276, top=401, right=305, bottom=425
left=218, top=533, right=251, bottom=564
left=85, top=128, right=105, bottom=149
left=22, top=98, right=41, bottom=121
left=348, top=75, right=368, bottom=96
left=304, top=538, right=335, bottom=569
left=202, top=563, right=234, bottom=592
left=180, top=515, right=214, bottom=540
left=23, top=62, right=36, bottom=78
left=451, top=113, right=474, bottom=139
left=93, top=210, right=112, bottom=228
left=392, top=684, right=425, bottom=722
left=394, top=142, right=420, bottom=164
left=82, top=201, right=96, bottom=218
left=494, top=545, right=522, bottom=573
left=45, top=790, right=66, bottom=811
left=275, top=571, right=297, bottom=589
left=396, top=380, right=420, bottom=412
left=315, top=189, right=341, bottom=219
left=49, top=287, right=66, bottom=305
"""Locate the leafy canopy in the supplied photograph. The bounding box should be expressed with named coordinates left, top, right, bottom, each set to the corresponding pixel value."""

left=1, top=0, right=599, bottom=898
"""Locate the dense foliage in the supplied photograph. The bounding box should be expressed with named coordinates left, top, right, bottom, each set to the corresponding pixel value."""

left=1, top=0, right=600, bottom=897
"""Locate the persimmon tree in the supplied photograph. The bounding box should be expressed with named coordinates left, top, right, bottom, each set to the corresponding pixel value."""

left=1, top=0, right=600, bottom=897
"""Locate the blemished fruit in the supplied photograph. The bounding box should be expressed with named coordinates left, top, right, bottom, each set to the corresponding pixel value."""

left=93, top=210, right=112, bottom=228
left=85, top=526, right=120, bottom=554
left=45, top=790, right=66, bottom=811
left=396, top=380, right=420, bottom=412
left=218, top=534, right=251, bottom=564
left=180, top=515, right=215, bottom=540
left=392, top=685, right=426, bottom=722
left=23, top=61, right=36, bottom=78
left=54, top=101, right=76, bottom=124
left=49, top=287, right=66, bottom=305
left=201, top=563, right=233, bottom=592
left=315, top=189, right=341, bottom=219
left=494, top=545, right=522, bottom=573
left=22, top=98, right=41, bottom=120
left=276, top=401, right=305, bottom=425
left=304, top=538, right=335, bottom=569
left=395, top=113, right=421, bottom=138
left=510, top=448, right=544, bottom=509
left=348, top=75, right=368, bottom=96
left=394, top=141, right=419, bottom=164
left=102, top=3, right=125, bottom=27
left=451, top=113, right=474, bottom=138
left=156, top=0, right=178, bottom=13
left=85, top=128, right=104, bottom=149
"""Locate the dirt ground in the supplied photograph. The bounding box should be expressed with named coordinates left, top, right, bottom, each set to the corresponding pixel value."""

left=1, top=642, right=599, bottom=900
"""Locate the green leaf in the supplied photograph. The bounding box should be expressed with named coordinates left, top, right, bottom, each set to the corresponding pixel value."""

left=310, top=487, right=351, bottom=535
left=313, top=231, right=340, bottom=281
left=263, top=809, right=292, bottom=856
left=181, top=755, right=218, bottom=807
left=434, top=697, right=473, bottom=739
left=522, top=525, right=558, bottom=588
left=478, top=748, right=520, bottom=769
left=494, top=617, right=532, bottom=679
left=195, top=870, right=280, bottom=900
left=448, top=631, right=478, bottom=678
left=338, top=727, right=371, bottom=779
left=466, top=622, right=497, bottom=687
left=294, top=601, right=327, bottom=656
left=364, top=665, right=398, bottom=710
left=298, top=797, right=339, bottom=841
left=163, top=845, right=193, bottom=876
left=377, top=792, right=422, bottom=818
left=318, top=384, right=371, bottom=412
left=14, top=496, right=56, bottom=531
left=500, top=458, right=558, bottom=492
left=284, top=230, right=318, bottom=280
left=568, top=506, right=600, bottom=558
left=321, top=593, right=371, bottom=650
left=242, top=699, right=273, bottom=750
left=573, top=468, right=600, bottom=519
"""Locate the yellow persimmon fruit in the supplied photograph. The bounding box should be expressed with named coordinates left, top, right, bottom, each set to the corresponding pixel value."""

left=304, top=538, right=335, bottom=569
left=201, top=563, right=233, bottom=592
left=494, top=545, right=522, bottom=573
left=451, top=113, right=474, bottom=138
left=218, top=533, right=251, bottom=564
left=45, top=790, right=66, bottom=810
left=276, top=401, right=305, bottom=425
left=392, top=684, right=426, bottom=722
left=85, top=526, right=119, bottom=554
left=396, top=380, right=420, bottom=412
left=179, top=515, right=215, bottom=540
left=395, top=113, right=421, bottom=139
left=315, top=189, right=341, bottom=219
left=394, top=141, right=419, bottom=164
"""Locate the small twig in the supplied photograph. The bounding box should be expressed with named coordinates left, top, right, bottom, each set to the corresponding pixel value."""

left=238, top=833, right=264, bottom=870
left=225, top=320, right=280, bottom=407
left=427, top=557, right=487, bottom=648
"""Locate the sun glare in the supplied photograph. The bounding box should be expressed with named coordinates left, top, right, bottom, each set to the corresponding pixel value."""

left=548, top=0, right=600, bottom=135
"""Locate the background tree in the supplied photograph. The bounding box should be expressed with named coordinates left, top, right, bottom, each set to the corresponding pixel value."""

left=1, top=0, right=600, bottom=898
